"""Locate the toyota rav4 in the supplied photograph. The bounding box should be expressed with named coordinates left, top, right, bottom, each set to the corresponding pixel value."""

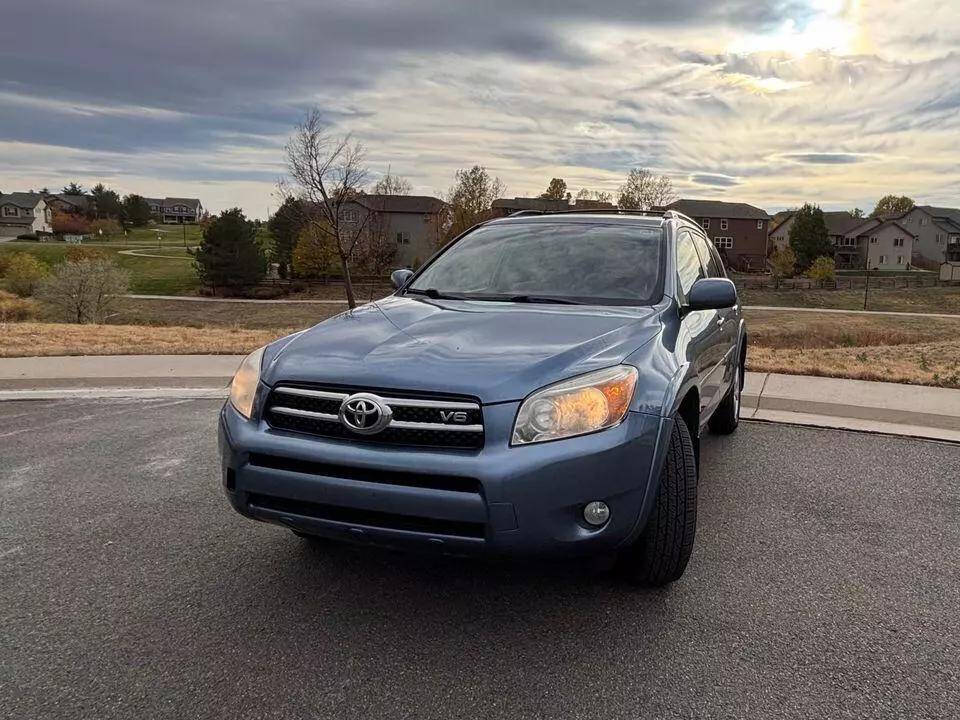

left=219, top=209, right=745, bottom=586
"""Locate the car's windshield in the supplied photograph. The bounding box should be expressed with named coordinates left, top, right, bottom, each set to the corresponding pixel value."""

left=407, top=222, right=663, bottom=305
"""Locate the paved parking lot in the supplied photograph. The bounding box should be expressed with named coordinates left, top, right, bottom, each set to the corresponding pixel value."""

left=1, top=398, right=958, bottom=719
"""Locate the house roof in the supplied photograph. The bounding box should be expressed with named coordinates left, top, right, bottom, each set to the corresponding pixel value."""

left=918, top=205, right=960, bottom=221
left=491, top=197, right=571, bottom=212
left=145, top=197, right=202, bottom=210
left=48, top=193, right=93, bottom=211
left=0, top=192, right=45, bottom=209
left=355, top=194, right=446, bottom=213
left=846, top=218, right=917, bottom=239
left=662, top=199, right=770, bottom=220
left=769, top=210, right=867, bottom=237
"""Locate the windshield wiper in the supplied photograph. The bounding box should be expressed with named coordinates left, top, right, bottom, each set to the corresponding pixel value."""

left=405, top=287, right=468, bottom=300
left=507, top=295, right=585, bottom=305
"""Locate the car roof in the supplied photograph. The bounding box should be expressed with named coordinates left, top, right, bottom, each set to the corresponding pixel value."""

left=484, top=211, right=672, bottom=228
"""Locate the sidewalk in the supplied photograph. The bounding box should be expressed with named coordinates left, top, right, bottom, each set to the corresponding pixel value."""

left=0, top=356, right=958, bottom=442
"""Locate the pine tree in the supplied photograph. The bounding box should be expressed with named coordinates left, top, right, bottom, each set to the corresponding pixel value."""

left=191, top=208, right=266, bottom=294
left=788, top=204, right=832, bottom=271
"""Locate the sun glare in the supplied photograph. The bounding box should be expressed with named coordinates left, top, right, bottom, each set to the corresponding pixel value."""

left=729, top=0, right=862, bottom=57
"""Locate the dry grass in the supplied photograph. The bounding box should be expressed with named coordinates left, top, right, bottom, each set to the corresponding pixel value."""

left=740, top=285, right=960, bottom=314
left=0, top=291, right=40, bottom=323
left=0, top=323, right=293, bottom=357
left=744, top=309, right=960, bottom=388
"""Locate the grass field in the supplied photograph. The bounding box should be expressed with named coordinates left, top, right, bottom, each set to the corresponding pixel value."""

left=4, top=300, right=959, bottom=388
left=1, top=241, right=201, bottom=295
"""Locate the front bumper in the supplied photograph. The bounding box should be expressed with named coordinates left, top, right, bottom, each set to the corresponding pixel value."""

left=219, top=399, right=672, bottom=558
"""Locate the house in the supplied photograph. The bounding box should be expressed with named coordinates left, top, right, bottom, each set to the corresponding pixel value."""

left=145, top=197, right=204, bottom=224
left=338, top=194, right=448, bottom=267
left=660, top=199, right=771, bottom=271
left=768, top=210, right=867, bottom=269
left=0, top=192, right=53, bottom=237
left=889, top=206, right=960, bottom=268
left=490, top=197, right=571, bottom=217
left=842, top=218, right=916, bottom=270
left=44, top=193, right=95, bottom=217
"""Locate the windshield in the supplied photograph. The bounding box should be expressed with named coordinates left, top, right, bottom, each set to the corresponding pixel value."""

left=407, top=222, right=663, bottom=305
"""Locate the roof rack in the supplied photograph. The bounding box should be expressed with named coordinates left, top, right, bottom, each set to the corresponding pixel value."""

left=508, top=208, right=679, bottom=219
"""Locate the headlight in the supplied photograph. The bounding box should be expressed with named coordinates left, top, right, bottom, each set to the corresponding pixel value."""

left=229, top=346, right=265, bottom=419
left=512, top=365, right=638, bottom=445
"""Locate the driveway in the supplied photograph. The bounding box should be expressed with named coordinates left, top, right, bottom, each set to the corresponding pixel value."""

left=1, top=399, right=958, bottom=719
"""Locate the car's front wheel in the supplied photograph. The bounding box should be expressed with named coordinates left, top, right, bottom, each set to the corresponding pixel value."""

left=617, top=415, right=698, bottom=587
left=709, top=359, right=742, bottom=435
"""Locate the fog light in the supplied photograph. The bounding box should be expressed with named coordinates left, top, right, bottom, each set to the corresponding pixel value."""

left=583, top=501, right=610, bottom=527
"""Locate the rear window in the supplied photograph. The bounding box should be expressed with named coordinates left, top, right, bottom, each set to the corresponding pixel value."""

left=408, top=222, right=663, bottom=305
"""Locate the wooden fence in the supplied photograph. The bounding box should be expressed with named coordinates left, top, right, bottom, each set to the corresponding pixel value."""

left=736, top=274, right=958, bottom=291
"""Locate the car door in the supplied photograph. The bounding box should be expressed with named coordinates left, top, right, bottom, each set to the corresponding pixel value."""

left=692, top=230, right=739, bottom=394
left=676, top=229, right=724, bottom=424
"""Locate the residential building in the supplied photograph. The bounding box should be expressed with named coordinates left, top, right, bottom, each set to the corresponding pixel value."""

left=44, top=192, right=95, bottom=216
left=842, top=218, right=916, bottom=270
left=891, top=206, right=960, bottom=267
left=660, top=199, right=771, bottom=271
left=145, top=197, right=204, bottom=224
left=768, top=210, right=867, bottom=269
left=490, top=197, right=571, bottom=217
left=338, top=194, right=448, bottom=268
left=0, top=192, right=53, bottom=237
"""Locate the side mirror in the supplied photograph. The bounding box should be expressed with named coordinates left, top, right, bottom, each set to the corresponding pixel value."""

left=390, top=268, right=414, bottom=290
left=686, top=278, right=738, bottom=312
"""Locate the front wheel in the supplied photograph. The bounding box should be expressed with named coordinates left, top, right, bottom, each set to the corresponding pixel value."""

left=709, top=360, right=741, bottom=435
left=617, top=415, right=698, bottom=587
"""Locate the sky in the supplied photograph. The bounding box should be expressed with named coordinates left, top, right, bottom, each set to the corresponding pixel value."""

left=1, top=0, right=958, bottom=218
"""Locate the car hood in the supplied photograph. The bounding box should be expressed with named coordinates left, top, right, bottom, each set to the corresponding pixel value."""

left=263, top=295, right=663, bottom=403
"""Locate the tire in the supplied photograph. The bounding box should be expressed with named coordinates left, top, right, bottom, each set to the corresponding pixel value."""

left=709, top=358, right=741, bottom=435
left=618, top=415, right=698, bottom=587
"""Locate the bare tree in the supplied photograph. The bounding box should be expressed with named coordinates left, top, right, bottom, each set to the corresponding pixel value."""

left=37, top=259, right=130, bottom=323
left=371, top=166, right=412, bottom=195
left=282, top=108, right=370, bottom=308
left=617, top=168, right=676, bottom=210
left=575, top=188, right=613, bottom=203
left=355, top=200, right=398, bottom=299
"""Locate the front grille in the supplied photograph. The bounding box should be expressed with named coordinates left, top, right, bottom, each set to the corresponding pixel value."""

left=263, top=385, right=484, bottom=450
left=247, top=493, right=486, bottom=539
left=248, top=453, right=481, bottom=493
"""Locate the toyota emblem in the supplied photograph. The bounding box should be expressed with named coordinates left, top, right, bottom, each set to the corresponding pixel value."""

left=339, top=393, right=392, bottom=435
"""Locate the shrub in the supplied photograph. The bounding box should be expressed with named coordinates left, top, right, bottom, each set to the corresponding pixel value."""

left=88, top=218, right=122, bottom=238
left=769, top=246, right=796, bottom=286
left=16, top=233, right=38, bottom=241
left=4, top=252, right=49, bottom=297
left=36, top=259, right=130, bottom=323
left=0, top=290, right=39, bottom=322
left=65, top=246, right=109, bottom=263
left=805, top=256, right=836, bottom=285
left=52, top=210, right=91, bottom=235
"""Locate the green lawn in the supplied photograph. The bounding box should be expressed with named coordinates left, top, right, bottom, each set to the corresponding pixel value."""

left=0, top=241, right=201, bottom=295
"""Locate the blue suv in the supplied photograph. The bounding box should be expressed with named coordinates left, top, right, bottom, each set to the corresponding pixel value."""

left=219, top=210, right=745, bottom=586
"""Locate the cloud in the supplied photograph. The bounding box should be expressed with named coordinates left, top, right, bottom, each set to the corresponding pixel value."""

left=1, top=1, right=959, bottom=216
left=690, top=173, right=742, bottom=187
left=780, top=153, right=874, bottom=165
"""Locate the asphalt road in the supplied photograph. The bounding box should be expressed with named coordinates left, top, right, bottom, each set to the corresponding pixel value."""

left=1, top=399, right=958, bottom=720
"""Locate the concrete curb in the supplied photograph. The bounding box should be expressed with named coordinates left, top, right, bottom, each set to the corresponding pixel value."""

left=1, top=358, right=958, bottom=443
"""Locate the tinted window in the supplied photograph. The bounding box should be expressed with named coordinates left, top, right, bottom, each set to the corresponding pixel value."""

left=408, top=222, right=663, bottom=305
left=676, top=231, right=705, bottom=296
left=691, top=231, right=724, bottom=278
